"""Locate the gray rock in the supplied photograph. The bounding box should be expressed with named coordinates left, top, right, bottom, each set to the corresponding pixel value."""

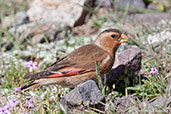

left=6, top=0, right=95, bottom=45
left=126, top=13, right=171, bottom=26
left=95, top=0, right=113, bottom=7
left=147, top=29, right=171, bottom=45
left=106, top=47, right=142, bottom=85
left=109, top=95, right=171, bottom=113
left=107, top=95, right=171, bottom=113
left=27, top=0, right=94, bottom=27
left=1, top=15, right=15, bottom=28
left=147, top=3, right=159, bottom=11
left=60, top=80, right=104, bottom=112
left=114, top=0, right=145, bottom=12
left=106, top=96, right=135, bottom=113
left=14, top=11, right=29, bottom=26
left=61, top=80, right=104, bottom=106
left=137, top=95, right=171, bottom=113
left=148, top=96, right=171, bottom=108
left=8, top=20, right=69, bottom=44
left=1, top=11, right=28, bottom=29
left=114, top=46, right=142, bottom=72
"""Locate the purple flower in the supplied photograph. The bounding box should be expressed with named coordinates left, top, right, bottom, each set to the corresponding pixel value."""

left=0, top=106, right=10, bottom=114
left=150, top=67, right=158, bottom=75
left=4, top=104, right=12, bottom=114
left=14, top=86, right=21, bottom=92
left=4, top=104, right=12, bottom=111
left=10, top=99, right=19, bottom=107
left=26, top=60, right=37, bottom=72
left=0, top=107, right=5, bottom=114
left=28, top=98, right=33, bottom=108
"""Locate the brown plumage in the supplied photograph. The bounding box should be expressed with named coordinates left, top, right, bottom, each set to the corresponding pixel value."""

left=22, top=29, right=129, bottom=90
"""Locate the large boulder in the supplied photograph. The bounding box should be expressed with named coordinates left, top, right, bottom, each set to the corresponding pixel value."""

left=27, top=0, right=94, bottom=27
left=4, top=0, right=95, bottom=47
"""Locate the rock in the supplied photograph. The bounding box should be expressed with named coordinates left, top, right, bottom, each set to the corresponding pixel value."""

left=114, top=0, right=145, bottom=13
left=73, top=7, right=112, bottom=36
left=126, top=13, right=171, bottom=26
left=107, top=95, right=171, bottom=113
left=114, top=96, right=133, bottom=111
left=27, top=0, right=94, bottom=27
left=72, top=24, right=98, bottom=36
left=147, top=0, right=170, bottom=11
left=14, top=11, right=29, bottom=26
left=114, top=46, right=141, bottom=72
left=6, top=0, right=95, bottom=45
left=136, top=95, right=171, bottom=113
left=106, top=47, right=142, bottom=88
left=8, top=20, right=69, bottom=44
left=61, top=80, right=104, bottom=105
left=0, top=11, right=28, bottom=50
left=147, top=29, right=171, bottom=45
left=0, top=42, right=14, bottom=51
left=1, top=16, right=15, bottom=28
left=148, top=96, right=171, bottom=109
left=60, top=80, right=104, bottom=112
left=106, top=96, right=135, bottom=113
left=95, top=0, right=113, bottom=7
left=147, top=3, right=159, bottom=11
left=109, top=95, right=171, bottom=113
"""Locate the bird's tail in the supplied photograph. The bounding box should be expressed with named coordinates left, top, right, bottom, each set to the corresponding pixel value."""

left=21, top=71, right=47, bottom=90
left=21, top=82, right=40, bottom=91
left=21, top=78, right=56, bottom=90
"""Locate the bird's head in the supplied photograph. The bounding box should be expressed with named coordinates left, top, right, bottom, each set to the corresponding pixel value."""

left=95, top=29, right=129, bottom=55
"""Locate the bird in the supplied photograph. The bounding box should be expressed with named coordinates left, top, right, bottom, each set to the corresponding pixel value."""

left=21, top=29, right=129, bottom=90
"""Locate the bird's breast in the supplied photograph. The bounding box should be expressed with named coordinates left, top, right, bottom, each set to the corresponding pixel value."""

left=100, top=54, right=114, bottom=74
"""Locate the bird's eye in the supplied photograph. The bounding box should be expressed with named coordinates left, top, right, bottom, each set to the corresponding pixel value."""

left=111, top=34, right=116, bottom=38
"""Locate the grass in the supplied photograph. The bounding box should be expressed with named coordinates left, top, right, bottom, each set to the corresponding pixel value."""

left=0, top=58, right=27, bottom=88
left=0, top=0, right=171, bottom=113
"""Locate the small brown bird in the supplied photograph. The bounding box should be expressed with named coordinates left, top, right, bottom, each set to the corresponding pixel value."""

left=22, top=29, right=129, bottom=90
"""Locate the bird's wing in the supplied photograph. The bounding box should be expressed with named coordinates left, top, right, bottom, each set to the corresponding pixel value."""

left=23, top=44, right=109, bottom=80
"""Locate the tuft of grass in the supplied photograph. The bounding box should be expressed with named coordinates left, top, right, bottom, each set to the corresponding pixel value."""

left=92, top=15, right=106, bottom=28
left=95, top=58, right=107, bottom=95
left=126, top=74, right=168, bottom=99
left=1, top=58, right=28, bottom=89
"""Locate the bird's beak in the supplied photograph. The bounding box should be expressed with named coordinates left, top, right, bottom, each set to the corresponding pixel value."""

left=119, top=33, right=129, bottom=44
